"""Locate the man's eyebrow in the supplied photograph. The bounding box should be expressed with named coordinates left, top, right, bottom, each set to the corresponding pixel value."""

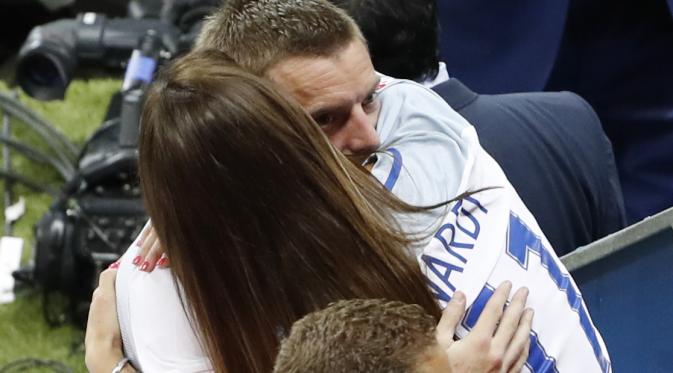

left=308, top=76, right=382, bottom=118
left=308, top=103, right=345, bottom=119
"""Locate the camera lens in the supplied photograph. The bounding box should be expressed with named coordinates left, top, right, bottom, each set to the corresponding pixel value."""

left=16, top=21, right=78, bottom=101
left=17, top=49, right=75, bottom=101
left=17, top=54, right=67, bottom=98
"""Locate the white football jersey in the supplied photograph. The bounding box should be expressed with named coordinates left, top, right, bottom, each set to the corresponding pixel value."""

left=371, top=77, right=611, bottom=373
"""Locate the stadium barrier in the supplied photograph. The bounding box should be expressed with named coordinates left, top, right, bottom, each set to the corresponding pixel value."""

left=561, top=207, right=673, bottom=372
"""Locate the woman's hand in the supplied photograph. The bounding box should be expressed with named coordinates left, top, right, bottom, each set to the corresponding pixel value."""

left=84, top=266, right=136, bottom=373
left=437, top=281, right=533, bottom=373
left=134, top=224, right=169, bottom=272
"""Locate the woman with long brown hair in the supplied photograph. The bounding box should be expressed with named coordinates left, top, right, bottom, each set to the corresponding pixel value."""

left=84, top=49, right=533, bottom=373
left=128, top=49, right=435, bottom=373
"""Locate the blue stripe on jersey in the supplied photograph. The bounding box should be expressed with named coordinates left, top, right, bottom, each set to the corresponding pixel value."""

left=507, top=214, right=611, bottom=373
left=461, top=284, right=559, bottom=373
left=383, top=148, right=403, bottom=191
left=462, top=283, right=495, bottom=328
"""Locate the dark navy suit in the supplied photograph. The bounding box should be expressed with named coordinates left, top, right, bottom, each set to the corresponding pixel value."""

left=432, top=78, right=627, bottom=256
left=436, top=0, right=569, bottom=94
left=438, top=0, right=673, bottom=223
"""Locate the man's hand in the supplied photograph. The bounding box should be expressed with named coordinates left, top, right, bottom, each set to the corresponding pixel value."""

left=134, top=223, right=169, bottom=272
left=84, top=266, right=136, bottom=373
left=437, top=281, right=533, bottom=373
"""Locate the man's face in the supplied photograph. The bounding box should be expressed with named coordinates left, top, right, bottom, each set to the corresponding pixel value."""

left=266, top=39, right=381, bottom=161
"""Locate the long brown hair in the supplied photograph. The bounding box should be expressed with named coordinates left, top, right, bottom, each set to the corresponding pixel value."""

left=139, top=50, right=440, bottom=373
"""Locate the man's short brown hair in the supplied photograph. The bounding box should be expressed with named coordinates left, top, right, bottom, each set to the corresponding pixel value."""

left=273, top=299, right=438, bottom=373
left=195, top=0, right=364, bottom=75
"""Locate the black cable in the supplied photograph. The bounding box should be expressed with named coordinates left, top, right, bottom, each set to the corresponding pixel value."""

left=0, top=169, right=58, bottom=196
left=0, top=358, right=73, bottom=373
left=0, top=91, right=78, bottom=194
left=0, top=92, right=79, bottom=159
left=3, top=95, right=13, bottom=236
left=0, top=92, right=79, bottom=166
left=0, top=134, right=74, bottom=180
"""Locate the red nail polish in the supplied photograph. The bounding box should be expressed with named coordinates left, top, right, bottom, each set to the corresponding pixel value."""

left=132, top=255, right=142, bottom=265
left=140, top=261, right=150, bottom=271
left=157, top=257, right=168, bottom=267
left=108, top=261, right=120, bottom=269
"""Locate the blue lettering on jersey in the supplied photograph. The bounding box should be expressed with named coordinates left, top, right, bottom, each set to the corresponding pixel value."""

left=461, top=284, right=559, bottom=373
left=425, top=196, right=488, bottom=298
left=452, top=196, right=488, bottom=240
left=422, top=255, right=463, bottom=301
left=507, top=214, right=611, bottom=373
left=424, top=196, right=489, bottom=300
left=434, top=223, right=471, bottom=263
left=464, top=195, right=488, bottom=213
left=434, top=197, right=489, bottom=263
left=426, top=279, right=451, bottom=303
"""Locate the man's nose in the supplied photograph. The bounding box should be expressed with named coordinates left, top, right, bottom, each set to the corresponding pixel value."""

left=342, top=108, right=379, bottom=154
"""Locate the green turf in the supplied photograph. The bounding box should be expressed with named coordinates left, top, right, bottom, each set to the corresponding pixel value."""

left=0, top=78, right=121, bottom=372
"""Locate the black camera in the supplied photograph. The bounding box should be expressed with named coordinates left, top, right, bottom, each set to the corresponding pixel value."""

left=33, top=86, right=149, bottom=326
left=33, top=74, right=151, bottom=327
left=15, top=13, right=180, bottom=101
left=15, top=0, right=218, bottom=100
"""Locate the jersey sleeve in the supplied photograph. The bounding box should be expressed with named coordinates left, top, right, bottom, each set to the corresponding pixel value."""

left=371, top=80, right=477, bottom=207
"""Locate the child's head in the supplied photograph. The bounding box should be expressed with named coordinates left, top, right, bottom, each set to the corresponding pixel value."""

left=273, top=299, right=451, bottom=373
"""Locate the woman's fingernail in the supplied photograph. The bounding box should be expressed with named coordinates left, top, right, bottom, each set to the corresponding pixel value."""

left=108, top=261, right=120, bottom=269
left=140, top=261, right=150, bottom=272
left=132, top=255, right=142, bottom=265
left=157, top=257, right=168, bottom=267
